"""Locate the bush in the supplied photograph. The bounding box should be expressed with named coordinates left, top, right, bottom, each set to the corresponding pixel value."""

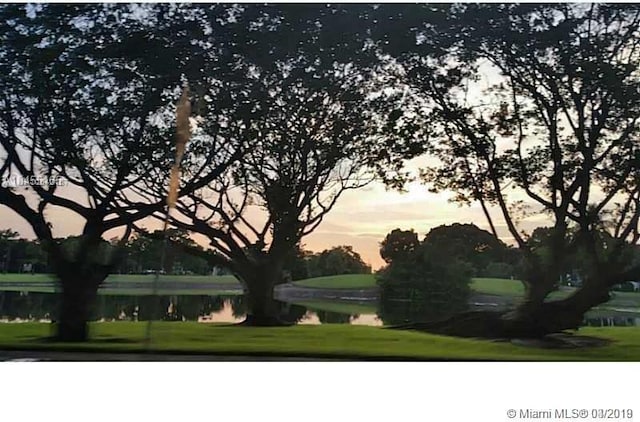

left=377, top=242, right=473, bottom=323
left=307, top=246, right=371, bottom=277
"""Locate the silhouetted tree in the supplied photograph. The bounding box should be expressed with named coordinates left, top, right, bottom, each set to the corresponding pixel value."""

left=0, top=232, right=48, bottom=273
left=377, top=227, right=473, bottom=321
left=0, top=4, right=242, bottom=340
left=120, top=229, right=211, bottom=275
left=308, top=246, right=371, bottom=278
left=282, top=244, right=314, bottom=282
left=162, top=5, right=412, bottom=326
left=379, top=228, right=421, bottom=264
left=422, top=224, right=512, bottom=276
left=392, top=4, right=640, bottom=336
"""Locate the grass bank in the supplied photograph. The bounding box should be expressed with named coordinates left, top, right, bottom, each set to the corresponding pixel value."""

left=2, top=274, right=638, bottom=311
left=293, top=274, right=376, bottom=289
left=0, top=274, right=242, bottom=295
left=293, top=274, right=527, bottom=295
left=0, top=273, right=240, bottom=284
left=470, top=277, right=524, bottom=296
left=0, top=322, right=638, bottom=361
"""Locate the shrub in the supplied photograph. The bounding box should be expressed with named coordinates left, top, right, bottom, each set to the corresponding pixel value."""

left=377, top=242, right=473, bottom=323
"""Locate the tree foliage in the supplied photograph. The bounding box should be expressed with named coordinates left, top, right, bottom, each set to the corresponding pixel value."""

left=0, top=4, right=242, bottom=339
left=152, top=5, right=410, bottom=324
left=378, top=226, right=473, bottom=321
left=308, top=246, right=371, bottom=278
left=386, top=3, right=640, bottom=335
left=379, top=228, right=420, bottom=264
left=422, top=223, right=513, bottom=276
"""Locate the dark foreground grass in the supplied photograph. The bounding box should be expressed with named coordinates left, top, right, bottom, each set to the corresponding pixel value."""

left=0, top=323, right=639, bottom=361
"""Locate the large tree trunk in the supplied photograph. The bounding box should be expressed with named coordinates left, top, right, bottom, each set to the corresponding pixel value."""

left=238, top=265, right=290, bottom=327
left=242, top=281, right=281, bottom=326
left=55, top=277, right=101, bottom=342
left=394, top=279, right=612, bottom=339
left=502, top=279, right=611, bottom=337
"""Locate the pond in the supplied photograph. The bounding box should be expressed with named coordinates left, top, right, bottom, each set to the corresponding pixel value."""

left=0, top=291, right=383, bottom=325
left=0, top=291, right=638, bottom=327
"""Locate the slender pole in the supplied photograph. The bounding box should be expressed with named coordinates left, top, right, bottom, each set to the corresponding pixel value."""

left=143, top=84, right=191, bottom=351
left=144, top=209, right=171, bottom=350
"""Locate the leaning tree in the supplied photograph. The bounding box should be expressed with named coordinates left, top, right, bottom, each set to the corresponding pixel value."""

left=392, top=4, right=640, bottom=337
left=0, top=4, right=243, bottom=340
left=144, top=5, right=419, bottom=325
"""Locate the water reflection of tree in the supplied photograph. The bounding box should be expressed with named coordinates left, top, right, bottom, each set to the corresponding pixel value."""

left=279, top=303, right=308, bottom=324
left=137, top=296, right=171, bottom=321
left=0, top=292, right=312, bottom=325
left=377, top=288, right=464, bottom=326
left=315, top=310, right=354, bottom=324
left=170, top=295, right=226, bottom=321
left=0, top=291, right=59, bottom=320
left=202, top=296, right=225, bottom=315
left=230, top=295, right=308, bottom=323
left=229, top=296, right=247, bottom=319
left=171, top=296, right=198, bottom=321
left=94, top=295, right=137, bottom=321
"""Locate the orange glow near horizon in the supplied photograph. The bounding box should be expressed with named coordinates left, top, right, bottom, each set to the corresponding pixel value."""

left=0, top=178, right=550, bottom=271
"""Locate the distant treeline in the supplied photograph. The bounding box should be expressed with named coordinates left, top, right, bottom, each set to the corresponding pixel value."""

left=0, top=228, right=370, bottom=279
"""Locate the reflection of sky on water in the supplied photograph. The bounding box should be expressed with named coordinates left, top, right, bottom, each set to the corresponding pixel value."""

left=198, top=301, right=243, bottom=323
left=196, top=301, right=383, bottom=326
left=349, top=314, right=382, bottom=326
left=295, top=312, right=382, bottom=326
left=1, top=291, right=638, bottom=327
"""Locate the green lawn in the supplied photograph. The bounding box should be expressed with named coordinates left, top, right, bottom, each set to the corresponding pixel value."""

left=0, top=273, right=243, bottom=294
left=0, top=273, right=557, bottom=298
left=470, top=279, right=640, bottom=309
left=294, top=274, right=529, bottom=295
left=2, top=273, right=374, bottom=290
left=292, top=300, right=378, bottom=315
left=0, top=273, right=55, bottom=282
left=293, top=274, right=377, bottom=289
left=0, top=287, right=242, bottom=296
left=0, top=322, right=639, bottom=360
left=471, top=277, right=525, bottom=296
left=1, top=273, right=637, bottom=310
left=0, top=273, right=240, bottom=284
left=94, top=289, right=241, bottom=296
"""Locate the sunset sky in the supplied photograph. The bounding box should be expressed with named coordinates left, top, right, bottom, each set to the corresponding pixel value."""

left=0, top=157, right=549, bottom=271
left=300, top=167, right=548, bottom=270
left=0, top=59, right=552, bottom=271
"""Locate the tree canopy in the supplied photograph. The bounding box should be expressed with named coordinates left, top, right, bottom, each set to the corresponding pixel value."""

left=143, top=5, right=413, bottom=324
left=0, top=4, right=243, bottom=339
left=387, top=3, right=640, bottom=335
